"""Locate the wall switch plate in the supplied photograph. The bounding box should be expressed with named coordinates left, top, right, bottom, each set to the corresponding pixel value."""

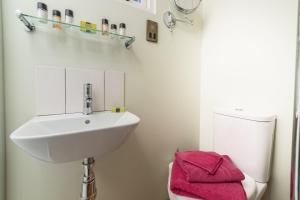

left=146, top=20, right=158, bottom=43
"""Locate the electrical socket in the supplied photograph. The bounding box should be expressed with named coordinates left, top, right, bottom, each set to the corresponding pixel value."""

left=146, top=20, right=158, bottom=43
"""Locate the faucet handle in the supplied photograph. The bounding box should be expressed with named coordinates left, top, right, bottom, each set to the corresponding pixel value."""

left=84, top=83, right=92, bottom=98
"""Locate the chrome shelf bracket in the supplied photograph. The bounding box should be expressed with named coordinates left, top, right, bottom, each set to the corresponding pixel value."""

left=16, top=10, right=35, bottom=32
left=125, top=36, right=135, bottom=49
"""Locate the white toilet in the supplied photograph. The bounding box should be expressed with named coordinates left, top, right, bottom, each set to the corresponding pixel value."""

left=168, top=108, right=276, bottom=200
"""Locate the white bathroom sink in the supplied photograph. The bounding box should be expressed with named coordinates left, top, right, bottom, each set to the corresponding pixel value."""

left=10, top=111, right=140, bottom=163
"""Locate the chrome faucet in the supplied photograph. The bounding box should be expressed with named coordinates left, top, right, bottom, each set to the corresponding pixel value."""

left=83, top=83, right=93, bottom=115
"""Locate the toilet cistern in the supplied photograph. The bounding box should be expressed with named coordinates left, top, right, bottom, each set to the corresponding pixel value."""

left=83, top=83, right=93, bottom=115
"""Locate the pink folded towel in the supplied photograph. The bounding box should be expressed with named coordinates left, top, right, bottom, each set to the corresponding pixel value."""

left=176, top=152, right=245, bottom=183
left=170, top=161, right=247, bottom=200
left=176, top=151, right=223, bottom=175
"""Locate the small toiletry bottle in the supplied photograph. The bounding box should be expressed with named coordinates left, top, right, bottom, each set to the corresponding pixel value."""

left=110, top=24, right=117, bottom=38
left=119, top=23, right=126, bottom=36
left=37, top=2, right=48, bottom=23
left=52, top=10, right=62, bottom=30
left=65, top=9, right=74, bottom=24
left=102, top=19, right=109, bottom=36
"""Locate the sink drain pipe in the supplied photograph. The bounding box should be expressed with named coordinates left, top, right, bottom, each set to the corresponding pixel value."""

left=80, top=157, right=97, bottom=200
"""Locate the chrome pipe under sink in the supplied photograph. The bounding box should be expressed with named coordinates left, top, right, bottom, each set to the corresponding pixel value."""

left=80, top=157, right=97, bottom=200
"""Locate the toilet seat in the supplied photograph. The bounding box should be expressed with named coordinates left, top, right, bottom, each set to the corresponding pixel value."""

left=167, top=163, right=267, bottom=200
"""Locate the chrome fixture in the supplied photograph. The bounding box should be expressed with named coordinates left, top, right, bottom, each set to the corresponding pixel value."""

left=163, top=0, right=202, bottom=31
left=16, top=10, right=35, bottom=31
left=163, top=11, right=193, bottom=31
left=173, top=0, right=202, bottom=14
left=83, top=83, right=93, bottom=115
left=82, top=85, right=96, bottom=199
left=80, top=157, right=97, bottom=200
left=125, top=36, right=135, bottom=48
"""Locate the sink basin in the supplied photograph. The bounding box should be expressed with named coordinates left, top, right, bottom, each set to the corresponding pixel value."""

left=10, top=111, right=140, bottom=163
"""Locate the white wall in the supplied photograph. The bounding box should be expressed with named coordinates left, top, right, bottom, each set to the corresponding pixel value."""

left=3, top=0, right=201, bottom=200
left=199, top=0, right=298, bottom=199
left=0, top=0, right=5, bottom=199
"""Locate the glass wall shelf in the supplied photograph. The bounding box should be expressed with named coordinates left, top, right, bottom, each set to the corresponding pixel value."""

left=16, top=10, right=135, bottom=48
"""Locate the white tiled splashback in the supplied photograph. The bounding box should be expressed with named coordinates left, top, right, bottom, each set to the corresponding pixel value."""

left=105, top=71, right=125, bottom=111
left=35, top=66, right=125, bottom=116
left=36, top=66, right=66, bottom=115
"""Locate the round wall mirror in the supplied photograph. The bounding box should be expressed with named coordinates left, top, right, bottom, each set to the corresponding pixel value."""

left=173, top=0, right=201, bottom=14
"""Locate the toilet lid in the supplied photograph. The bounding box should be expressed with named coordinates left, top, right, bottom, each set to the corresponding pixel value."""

left=168, top=163, right=257, bottom=200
